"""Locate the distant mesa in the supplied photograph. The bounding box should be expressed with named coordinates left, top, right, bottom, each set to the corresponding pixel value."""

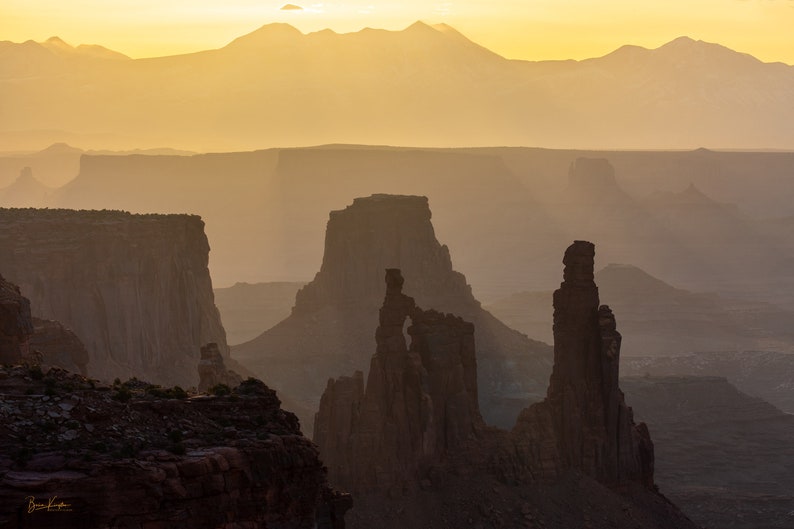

left=568, top=157, right=618, bottom=191
left=280, top=3, right=303, bottom=10
left=565, top=157, right=631, bottom=205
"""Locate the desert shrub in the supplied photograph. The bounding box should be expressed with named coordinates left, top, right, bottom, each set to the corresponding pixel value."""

left=28, top=365, right=43, bottom=380
left=113, top=386, right=132, bottom=402
left=208, top=383, right=231, bottom=396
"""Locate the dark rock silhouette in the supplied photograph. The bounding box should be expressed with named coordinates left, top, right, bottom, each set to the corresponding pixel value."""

left=512, top=241, right=654, bottom=486
left=314, top=269, right=483, bottom=492
left=316, top=245, right=696, bottom=529
left=197, top=342, right=243, bottom=393
left=0, top=274, right=33, bottom=364
left=0, top=209, right=230, bottom=387
left=0, top=367, right=351, bottom=529
left=234, top=195, right=551, bottom=432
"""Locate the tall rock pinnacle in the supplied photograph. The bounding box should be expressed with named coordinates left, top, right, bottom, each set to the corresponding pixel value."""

left=314, top=269, right=483, bottom=492
left=514, top=241, right=654, bottom=487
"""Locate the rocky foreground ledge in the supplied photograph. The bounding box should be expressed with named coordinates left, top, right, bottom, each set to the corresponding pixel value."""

left=0, top=366, right=350, bottom=529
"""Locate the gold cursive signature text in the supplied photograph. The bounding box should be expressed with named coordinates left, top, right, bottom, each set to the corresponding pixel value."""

left=25, top=496, right=73, bottom=513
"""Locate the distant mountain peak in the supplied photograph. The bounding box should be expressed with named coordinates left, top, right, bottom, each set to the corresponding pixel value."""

left=254, top=22, right=303, bottom=34
left=41, top=36, right=74, bottom=53
left=404, top=20, right=435, bottom=32
left=655, top=35, right=762, bottom=66
left=225, top=22, right=303, bottom=48
left=644, top=183, right=737, bottom=210
left=36, top=36, right=129, bottom=60
left=567, top=158, right=627, bottom=198
left=667, top=35, right=697, bottom=46
left=432, top=23, right=456, bottom=32
left=657, top=35, right=713, bottom=54
left=0, top=167, right=53, bottom=202
left=36, top=142, right=83, bottom=155
left=45, top=36, right=69, bottom=46
left=596, top=35, right=767, bottom=70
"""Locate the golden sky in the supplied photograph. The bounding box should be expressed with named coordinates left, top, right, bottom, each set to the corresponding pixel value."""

left=2, top=0, right=794, bottom=63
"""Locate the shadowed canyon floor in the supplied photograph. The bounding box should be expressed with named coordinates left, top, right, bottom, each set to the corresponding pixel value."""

left=623, top=376, right=794, bottom=529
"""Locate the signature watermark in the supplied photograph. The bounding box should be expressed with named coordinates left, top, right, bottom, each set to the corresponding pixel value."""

left=25, top=496, right=73, bottom=513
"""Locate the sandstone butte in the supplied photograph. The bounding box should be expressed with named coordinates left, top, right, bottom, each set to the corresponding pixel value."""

left=233, top=194, right=552, bottom=433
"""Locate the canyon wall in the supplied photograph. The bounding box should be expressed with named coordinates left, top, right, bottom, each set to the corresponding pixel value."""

left=0, top=208, right=228, bottom=386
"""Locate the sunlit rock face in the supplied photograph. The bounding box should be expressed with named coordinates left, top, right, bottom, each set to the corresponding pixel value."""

left=234, top=194, right=552, bottom=432
left=0, top=208, right=228, bottom=386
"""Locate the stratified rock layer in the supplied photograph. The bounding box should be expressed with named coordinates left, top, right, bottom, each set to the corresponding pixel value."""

left=512, top=241, right=654, bottom=486
left=0, top=209, right=229, bottom=387
left=0, top=274, right=33, bottom=364
left=197, top=342, right=243, bottom=393
left=315, top=269, right=483, bottom=493
left=0, top=367, right=350, bottom=529
left=235, top=195, right=551, bottom=431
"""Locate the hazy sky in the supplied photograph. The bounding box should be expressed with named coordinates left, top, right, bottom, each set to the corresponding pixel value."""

left=2, top=0, right=794, bottom=63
